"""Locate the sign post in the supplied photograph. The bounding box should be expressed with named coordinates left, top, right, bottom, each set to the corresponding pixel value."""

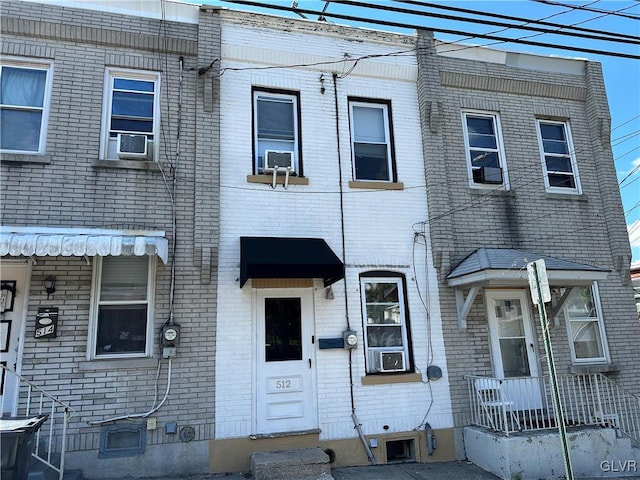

left=527, top=259, right=574, bottom=480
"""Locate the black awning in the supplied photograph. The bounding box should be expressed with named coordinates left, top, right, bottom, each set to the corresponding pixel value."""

left=240, top=237, right=344, bottom=287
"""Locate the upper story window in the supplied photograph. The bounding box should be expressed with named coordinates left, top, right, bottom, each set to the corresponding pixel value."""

left=101, top=68, right=160, bottom=162
left=462, top=111, right=508, bottom=188
left=349, top=99, right=395, bottom=182
left=253, top=89, right=301, bottom=175
left=536, top=119, right=581, bottom=193
left=89, top=256, right=155, bottom=359
left=360, top=274, right=412, bottom=374
left=0, top=60, right=53, bottom=154
left=563, top=283, right=609, bottom=364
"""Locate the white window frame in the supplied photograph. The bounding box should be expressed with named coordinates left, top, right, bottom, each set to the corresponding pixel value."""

left=563, top=282, right=610, bottom=364
left=349, top=100, right=394, bottom=182
left=100, top=68, right=161, bottom=161
left=461, top=111, right=509, bottom=189
left=87, top=256, right=156, bottom=360
left=0, top=58, right=53, bottom=154
left=253, top=90, right=300, bottom=174
left=536, top=119, right=581, bottom=194
left=360, top=276, right=411, bottom=374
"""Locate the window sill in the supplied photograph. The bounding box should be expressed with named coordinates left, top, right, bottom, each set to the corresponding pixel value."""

left=569, top=363, right=619, bottom=374
left=349, top=181, right=404, bottom=190
left=468, top=186, right=514, bottom=195
left=78, top=357, right=157, bottom=371
left=545, top=192, right=587, bottom=201
left=1, top=153, right=52, bottom=164
left=361, top=372, right=422, bottom=385
left=247, top=174, right=309, bottom=186
left=92, top=159, right=161, bottom=171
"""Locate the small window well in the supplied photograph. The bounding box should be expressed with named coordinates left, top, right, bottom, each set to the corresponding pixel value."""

left=386, top=439, right=415, bottom=464
left=99, top=423, right=146, bottom=458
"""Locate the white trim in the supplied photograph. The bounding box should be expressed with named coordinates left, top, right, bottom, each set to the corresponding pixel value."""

left=87, top=256, right=156, bottom=360
left=461, top=110, right=510, bottom=190
left=360, top=276, right=410, bottom=373
left=564, top=282, right=610, bottom=364
left=535, top=118, right=582, bottom=194
left=447, top=268, right=608, bottom=287
left=349, top=100, right=394, bottom=183
left=100, top=67, right=161, bottom=162
left=0, top=58, right=54, bottom=155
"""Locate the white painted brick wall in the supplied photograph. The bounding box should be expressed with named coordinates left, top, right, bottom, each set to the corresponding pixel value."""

left=215, top=20, right=453, bottom=441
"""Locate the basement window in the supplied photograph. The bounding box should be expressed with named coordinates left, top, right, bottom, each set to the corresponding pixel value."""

left=385, top=439, right=415, bottom=463
left=99, top=424, right=146, bottom=458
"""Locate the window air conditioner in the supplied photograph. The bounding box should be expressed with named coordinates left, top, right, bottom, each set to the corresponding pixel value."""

left=378, top=351, right=405, bottom=372
left=264, top=150, right=294, bottom=171
left=477, top=166, right=503, bottom=184
left=117, top=133, right=148, bottom=160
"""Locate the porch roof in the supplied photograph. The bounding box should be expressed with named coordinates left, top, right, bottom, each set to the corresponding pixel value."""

left=0, top=226, right=169, bottom=264
left=447, top=248, right=609, bottom=287
left=240, top=236, right=344, bottom=288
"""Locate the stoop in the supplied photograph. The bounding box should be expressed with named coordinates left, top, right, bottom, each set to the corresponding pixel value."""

left=250, top=447, right=333, bottom=480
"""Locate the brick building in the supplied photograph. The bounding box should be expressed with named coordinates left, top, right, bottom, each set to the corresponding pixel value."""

left=1, top=1, right=638, bottom=479
left=1, top=0, right=219, bottom=476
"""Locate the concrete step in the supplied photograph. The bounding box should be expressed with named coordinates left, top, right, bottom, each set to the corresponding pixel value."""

left=251, top=447, right=333, bottom=480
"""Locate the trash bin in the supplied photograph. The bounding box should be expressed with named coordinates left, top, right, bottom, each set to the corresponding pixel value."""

left=1, top=415, right=48, bottom=480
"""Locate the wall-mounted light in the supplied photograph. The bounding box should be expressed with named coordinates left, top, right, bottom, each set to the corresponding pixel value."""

left=325, top=285, right=334, bottom=300
left=44, top=276, right=56, bottom=299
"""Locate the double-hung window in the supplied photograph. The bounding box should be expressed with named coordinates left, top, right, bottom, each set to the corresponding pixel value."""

left=0, top=60, right=53, bottom=154
left=360, top=274, right=411, bottom=374
left=349, top=99, right=395, bottom=182
left=101, top=68, right=160, bottom=162
left=536, top=119, right=580, bottom=193
left=89, top=256, right=155, bottom=359
left=253, top=89, right=300, bottom=175
left=462, top=111, right=508, bottom=187
left=564, top=283, right=609, bottom=364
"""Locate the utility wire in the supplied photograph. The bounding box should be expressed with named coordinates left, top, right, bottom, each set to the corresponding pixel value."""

left=221, top=0, right=640, bottom=59
left=331, top=0, right=640, bottom=45
left=392, top=0, right=640, bottom=40
left=532, top=0, right=640, bottom=20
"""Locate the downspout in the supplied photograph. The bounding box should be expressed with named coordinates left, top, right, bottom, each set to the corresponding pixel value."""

left=332, top=72, right=376, bottom=465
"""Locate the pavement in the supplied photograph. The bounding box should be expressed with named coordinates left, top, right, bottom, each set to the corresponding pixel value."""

left=102, top=461, right=501, bottom=480
left=99, top=461, right=640, bottom=480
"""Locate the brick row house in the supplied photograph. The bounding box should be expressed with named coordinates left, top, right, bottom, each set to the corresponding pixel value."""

left=1, top=1, right=638, bottom=479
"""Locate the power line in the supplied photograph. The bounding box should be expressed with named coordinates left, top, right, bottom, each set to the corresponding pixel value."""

left=532, top=0, right=640, bottom=20
left=391, top=0, right=640, bottom=40
left=331, top=0, right=640, bottom=45
left=221, top=0, right=640, bottom=59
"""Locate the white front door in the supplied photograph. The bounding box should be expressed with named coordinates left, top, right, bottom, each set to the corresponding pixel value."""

left=1, top=261, right=30, bottom=415
left=256, top=289, right=317, bottom=434
left=486, top=289, right=543, bottom=411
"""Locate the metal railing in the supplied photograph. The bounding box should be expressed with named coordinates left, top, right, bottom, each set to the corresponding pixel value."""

left=466, top=373, right=640, bottom=443
left=1, top=365, right=74, bottom=480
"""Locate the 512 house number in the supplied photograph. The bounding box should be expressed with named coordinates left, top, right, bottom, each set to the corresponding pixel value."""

left=276, top=379, right=291, bottom=389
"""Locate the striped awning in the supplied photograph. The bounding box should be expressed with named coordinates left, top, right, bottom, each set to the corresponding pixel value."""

left=0, top=227, right=169, bottom=264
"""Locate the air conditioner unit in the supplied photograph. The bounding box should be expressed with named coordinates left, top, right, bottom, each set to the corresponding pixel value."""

left=378, top=351, right=405, bottom=373
left=476, top=166, right=503, bottom=184
left=264, top=150, right=294, bottom=171
left=117, top=133, right=148, bottom=160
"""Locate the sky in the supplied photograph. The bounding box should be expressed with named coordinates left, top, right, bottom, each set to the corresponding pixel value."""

left=205, top=0, right=640, bottom=264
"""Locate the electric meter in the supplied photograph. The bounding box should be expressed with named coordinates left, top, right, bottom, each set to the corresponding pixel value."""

left=161, top=325, right=180, bottom=347
left=343, top=330, right=358, bottom=349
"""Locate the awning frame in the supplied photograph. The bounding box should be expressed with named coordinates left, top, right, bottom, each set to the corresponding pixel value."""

left=240, top=236, right=344, bottom=288
left=0, top=226, right=169, bottom=264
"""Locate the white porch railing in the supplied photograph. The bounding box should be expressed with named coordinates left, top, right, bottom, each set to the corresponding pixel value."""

left=466, top=373, right=640, bottom=443
left=1, top=365, right=74, bottom=480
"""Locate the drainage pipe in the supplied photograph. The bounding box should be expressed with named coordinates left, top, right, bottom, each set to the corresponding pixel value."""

left=352, top=412, right=376, bottom=465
